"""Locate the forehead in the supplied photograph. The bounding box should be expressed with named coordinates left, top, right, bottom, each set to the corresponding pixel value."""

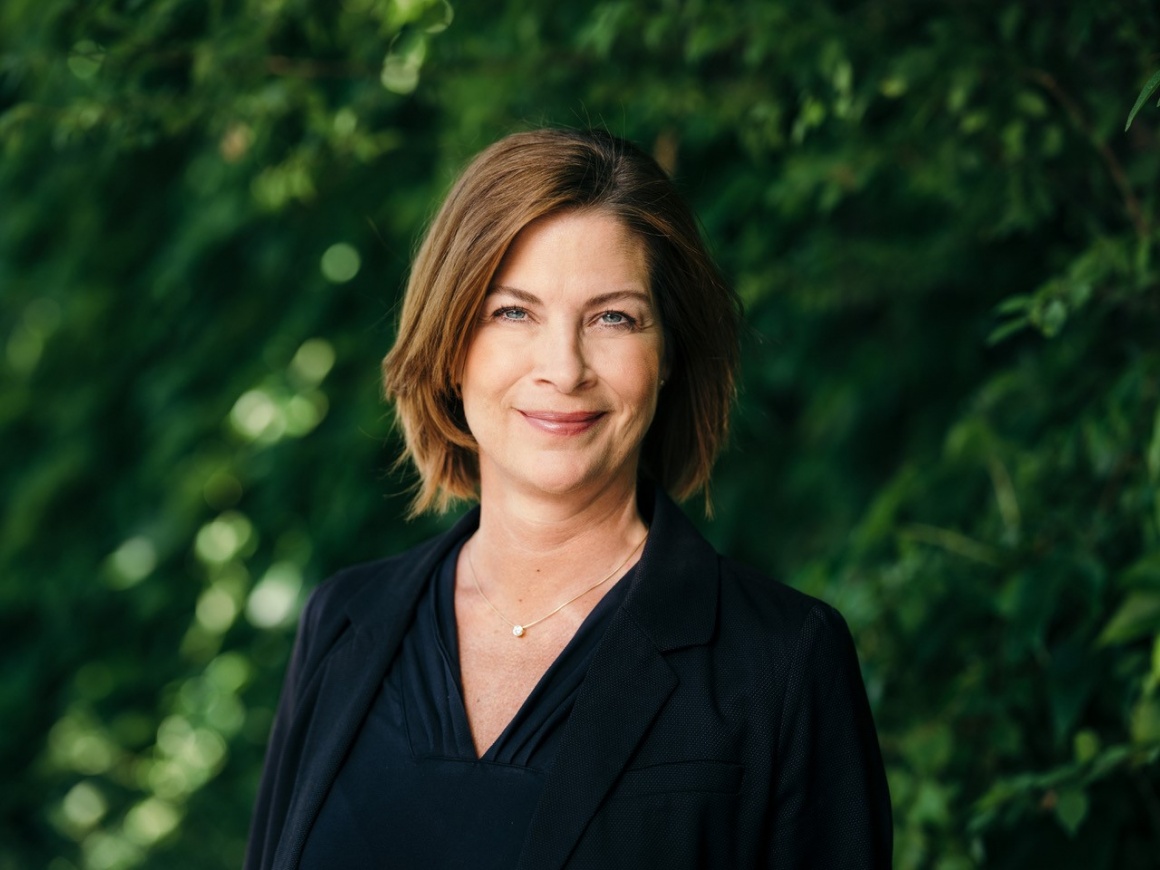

left=492, top=210, right=650, bottom=293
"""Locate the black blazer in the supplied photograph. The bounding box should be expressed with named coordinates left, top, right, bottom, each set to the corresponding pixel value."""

left=245, top=488, right=891, bottom=869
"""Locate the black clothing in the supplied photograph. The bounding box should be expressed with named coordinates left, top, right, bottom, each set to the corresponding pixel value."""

left=246, top=487, right=892, bottom=869
left=299, top=541, right=631, bottom=868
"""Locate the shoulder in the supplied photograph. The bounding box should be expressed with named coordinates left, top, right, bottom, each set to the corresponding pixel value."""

left=635, top=486, right=855, bottom=664
left=303, top=550, right=416, bottom=624
left=718, top=555, right=853, bottom=653
left=312, top=507, right=480, bottom=612
left=284, top=551, right=412, bottom=677
left=703, top=554, right=861, bottom=706
left=293, top=511, right=479, bottom=665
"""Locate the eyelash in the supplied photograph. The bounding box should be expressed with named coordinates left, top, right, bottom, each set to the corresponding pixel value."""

left=493, top=307, right=528, bottom=322
left=489, top=307, right=639, bottom=330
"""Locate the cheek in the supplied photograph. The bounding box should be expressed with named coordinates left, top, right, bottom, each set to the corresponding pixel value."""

left=462, top=337, right=512, bottom=396
left=460, top=338, right=532, bottom=435
left=615, top=348, right=664, bottom=408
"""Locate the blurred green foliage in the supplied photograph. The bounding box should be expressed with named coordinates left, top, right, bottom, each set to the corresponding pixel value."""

left=2, top=0, right=1159, bottom=867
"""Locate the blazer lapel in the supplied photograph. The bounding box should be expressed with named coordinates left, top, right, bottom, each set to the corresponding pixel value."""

left=274, top=510, right=481, bottom=869
left=516, top=612, right=678, bottom=870
left=273, top=625, right=390, bottom=867
left=517, top=488, right=720, bottom=870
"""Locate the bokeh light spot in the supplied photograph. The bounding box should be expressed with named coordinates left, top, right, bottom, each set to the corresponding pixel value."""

left=82, top=830, right=142, bottom=870
left=285, top=392, right=328, bottom=436
left=320, top=243, right=361, bottom=283
left=333, top=108, right=358, bottom=136
left=71, top=735, right=116, bottom=775
left=229, top=388, right=286, bottom=442
left=193, top=727, right=228, bottom=768
left=204, top=691, right=246, bottom=736
left=123, top=798, right=181, bottom=846
left=155, top=716, right=227, bottom=780
left=289, top=338, right=336, bottom=385
left=194, top=512, right=254, bottom=565
left=108, top=536, right=157, bottom=588
left=219, top=123, right=253, bottom=162
left=195, top=585, right=239, bottom=634
left=61, top=781, right=107, bottom=830
left=145, top=758, right=192, bottom=800
left=49, top=715, right=119, bottom=776
left=246, top=562, right=303, bottom=628
left=206, top=652, right=253, bottom=693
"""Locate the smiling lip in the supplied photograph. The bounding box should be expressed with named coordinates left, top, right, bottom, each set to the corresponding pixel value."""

left=519, top=410, right=606, bottom=435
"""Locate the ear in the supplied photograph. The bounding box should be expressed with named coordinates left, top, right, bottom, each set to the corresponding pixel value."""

left=660, top=337, right=673, bottom=386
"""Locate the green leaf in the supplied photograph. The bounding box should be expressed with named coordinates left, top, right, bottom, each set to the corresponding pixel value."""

left=1054, top=788, right=1088, bottom=836
left=418, top=0, right=455, bottom=33
left=993, top=294, right=1032, bottom=315
left=912, top=779, right=951, bottom=826
left=1125, top=69, right=1160, bottom=131
left=1120, top=553, right=1160, bottom=590
left=381, top=32, right=428, bottom=95
left=1097, top=592, right=1160, bottom=645
left=1131, top=698, right=1160, bottom=744
left=1073, top=730, right=1100, bottom=764
left=987, top=316, right=1029, bottom=346
left=1034, top=298, right=1068, bottom=337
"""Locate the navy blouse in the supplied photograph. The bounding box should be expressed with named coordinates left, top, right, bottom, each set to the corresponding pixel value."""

left=300, top=540, right=633, bottom=868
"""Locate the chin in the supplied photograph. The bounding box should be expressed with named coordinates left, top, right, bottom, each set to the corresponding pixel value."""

left=517, top=459, right=628, bottom=499
left=523, top=472, right=602, bottom=497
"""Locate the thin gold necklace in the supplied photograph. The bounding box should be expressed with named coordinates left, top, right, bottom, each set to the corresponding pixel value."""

left=466, top=532, right=647, bottom=638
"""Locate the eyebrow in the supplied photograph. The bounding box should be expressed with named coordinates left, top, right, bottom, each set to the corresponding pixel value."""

left=488, top=285, right=652, bottom=307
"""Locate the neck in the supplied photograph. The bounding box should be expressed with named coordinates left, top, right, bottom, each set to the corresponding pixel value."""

left=467, top=475, right=648, bottom=610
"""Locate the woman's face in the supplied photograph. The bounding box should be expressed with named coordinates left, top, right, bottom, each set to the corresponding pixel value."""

left=461, top=210, right=666, bottom=503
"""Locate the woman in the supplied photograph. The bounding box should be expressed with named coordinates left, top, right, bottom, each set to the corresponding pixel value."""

left=246, top=128, right=891, bottom=869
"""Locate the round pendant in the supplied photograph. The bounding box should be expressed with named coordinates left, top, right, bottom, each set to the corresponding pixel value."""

left=512, top=625, right=525, bottom=638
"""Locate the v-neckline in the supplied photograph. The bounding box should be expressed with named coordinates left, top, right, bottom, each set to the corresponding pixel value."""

left=428, top=539, right=633, bottom=763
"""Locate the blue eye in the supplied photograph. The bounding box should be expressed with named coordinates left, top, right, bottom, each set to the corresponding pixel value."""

left=599, top=311, right=636, bottom=327
left=496, top=307, right=528, bottom=321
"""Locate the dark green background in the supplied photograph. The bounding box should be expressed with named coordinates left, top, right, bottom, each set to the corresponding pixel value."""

left=3, top=1, right=1159, bottom=867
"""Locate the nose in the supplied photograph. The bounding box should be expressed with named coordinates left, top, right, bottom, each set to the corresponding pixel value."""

left=534, top=323, right=592, bottom=393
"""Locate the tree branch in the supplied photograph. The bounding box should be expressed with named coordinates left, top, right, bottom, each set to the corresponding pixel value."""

left=1026, top=68, right=1150, bottom=239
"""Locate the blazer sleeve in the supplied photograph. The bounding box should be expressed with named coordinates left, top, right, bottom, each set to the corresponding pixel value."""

left=768, top=603, right=892, bottom=868
left=244, top=584, right=329, bottom=870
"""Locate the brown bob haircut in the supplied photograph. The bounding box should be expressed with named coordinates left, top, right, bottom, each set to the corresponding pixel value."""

left=382, top=128, right=741, bottom=515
